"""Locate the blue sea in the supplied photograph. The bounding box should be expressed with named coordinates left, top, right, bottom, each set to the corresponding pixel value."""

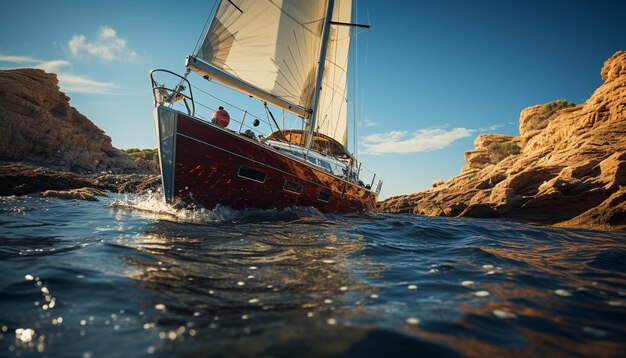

left=1, top=193, right=626, bottom=357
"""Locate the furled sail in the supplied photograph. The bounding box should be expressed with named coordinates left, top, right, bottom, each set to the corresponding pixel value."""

left=196, top=0, right=328, bottom=115
left=315, top=0, right=352, bottom=147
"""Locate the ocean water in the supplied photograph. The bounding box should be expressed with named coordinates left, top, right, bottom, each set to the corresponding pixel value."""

left=1, top=193, right=626, bottom=357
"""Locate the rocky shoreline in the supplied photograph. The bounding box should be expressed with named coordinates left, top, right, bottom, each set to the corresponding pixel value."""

left=378, top=51, right=626, bottom=231
left=0, top=162, right=159, bottom=200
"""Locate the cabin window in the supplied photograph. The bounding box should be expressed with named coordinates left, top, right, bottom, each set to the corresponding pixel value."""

left=318, top=160, right=332, bottom=172
left=317, top=192, right=331, bottom=203
left=350, top=200, right=358, bottom=209
left=238, top=165, right=267, bottom=183
left=283, top=180, right=304, bottom=194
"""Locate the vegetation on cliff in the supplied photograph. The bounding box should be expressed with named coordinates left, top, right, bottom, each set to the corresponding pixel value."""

left=526, top=100, right=577, bottom=131
left=124, top=148, right=158, bottom=163
left=487, top=140, right=521, bottom=163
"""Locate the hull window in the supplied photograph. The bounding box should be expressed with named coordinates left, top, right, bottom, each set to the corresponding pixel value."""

left=317, top=192, right=331, bottom=203
left=283, top=180, right=304, bottom=194
left=238, top=166, right=267, bottom=183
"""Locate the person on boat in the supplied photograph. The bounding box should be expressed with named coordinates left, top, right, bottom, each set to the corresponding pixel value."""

left=212, top=106, right=230, bottom=127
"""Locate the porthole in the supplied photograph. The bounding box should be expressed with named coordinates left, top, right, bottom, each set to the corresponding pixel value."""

left=238, top=165, right=267, bottom=183
left=284, top=180, right=304, bottom=194
left=318, top=192, right=331, bottom=202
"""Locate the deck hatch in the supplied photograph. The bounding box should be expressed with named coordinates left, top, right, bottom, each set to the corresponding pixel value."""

left=238, top=166, right=267, bottom=183
left=284, top=180, right=304, bottom=194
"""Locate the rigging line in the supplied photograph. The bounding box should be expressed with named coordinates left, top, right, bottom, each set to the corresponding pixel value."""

left=193, top=0, right=220, bottom=55
left=190, top=79, right=264, bottom=121
left=226, top=0, right=243, bottom=13
left=353, top=0, right=358, bottom=158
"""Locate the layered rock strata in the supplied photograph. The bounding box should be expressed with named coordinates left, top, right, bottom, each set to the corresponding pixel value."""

left=0, top=68, right=157, bottom=174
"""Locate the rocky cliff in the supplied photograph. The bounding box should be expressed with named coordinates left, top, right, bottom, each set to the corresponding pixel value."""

left=0, top=68, right=157, bottom=174
left=378, top=51, right=626, bottom=231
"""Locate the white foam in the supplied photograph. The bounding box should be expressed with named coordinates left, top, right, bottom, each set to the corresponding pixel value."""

left=108, top=191, right=238, bottom=224
left=474, top=290, right=490, bottom=297
left=461, top=281, right=474, bottom=286
left=108, top=191, right=325, bottom=225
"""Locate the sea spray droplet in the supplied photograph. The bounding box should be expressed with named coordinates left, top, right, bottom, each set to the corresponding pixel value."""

left=461, top=281, right=474, bottom=286
left=493, top=310, right=516, bottom=319
left=474, top=290, right=490, bottom=297
left=482, top=264, right=494, bottom=270
left=406, top=317, right=420, bottom=325
left=155, top=304, right=166, bottom=311
left=25, top=274, right=34, bottom=281
left=15, top=328, right=35, bottom=343
left=555, top=289, right=571, bottom=297
left=408, top=285, right=418, bottom=290
left=327, top=318, right=337, bottom=325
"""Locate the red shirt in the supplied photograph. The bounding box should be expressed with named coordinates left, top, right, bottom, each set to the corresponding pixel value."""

left=212, top=109, right=230, bottom=127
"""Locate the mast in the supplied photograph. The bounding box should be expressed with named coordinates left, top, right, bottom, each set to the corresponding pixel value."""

left=304, top=0, right=336, bottom=151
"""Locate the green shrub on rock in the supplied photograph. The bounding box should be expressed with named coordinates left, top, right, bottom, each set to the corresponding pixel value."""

left=123, top=148, right=158, bottom=163
left=527, top=100, right=576, bottom=131
left=488, top=141, right=520, bottom=163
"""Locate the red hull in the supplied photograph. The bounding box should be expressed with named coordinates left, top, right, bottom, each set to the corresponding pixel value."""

left=157, top=108, right=377, bottom=214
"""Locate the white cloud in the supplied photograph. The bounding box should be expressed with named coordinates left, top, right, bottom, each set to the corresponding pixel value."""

left=478, top=123, right=511, bottom=132
left=0, top=54, right=40, bottom=63
left=55, top=73, right=115, bottom=94
left=36, top=60, right=72, bottom=73
left=0, top=54, right=115, bottom=94
left=362, top=127, right=474, bottom=154
left=68, top=26, right=138, bottom=63
left=364, top=118, right=378, bottom=127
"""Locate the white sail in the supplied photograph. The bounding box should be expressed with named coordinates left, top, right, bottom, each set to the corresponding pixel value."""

left=315, top=0, right=352, bottom=147
left=196, top=0, right=328, bottom=113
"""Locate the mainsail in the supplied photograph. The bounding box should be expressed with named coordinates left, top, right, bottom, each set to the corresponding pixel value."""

left=195, top=0, right=352, bottom=149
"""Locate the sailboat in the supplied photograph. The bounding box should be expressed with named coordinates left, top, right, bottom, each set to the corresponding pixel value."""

left=150, top=0, right=382, bottom=214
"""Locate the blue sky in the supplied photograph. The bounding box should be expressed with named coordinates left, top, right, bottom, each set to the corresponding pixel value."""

left=1, top=0, right=625, bottom=199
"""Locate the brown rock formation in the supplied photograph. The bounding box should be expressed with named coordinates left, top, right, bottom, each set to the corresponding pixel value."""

left=0, top=162, right=159, bottom=197
left=378, top=51, right=626, bottom=231
left=0, top=68, right=157, bottom=174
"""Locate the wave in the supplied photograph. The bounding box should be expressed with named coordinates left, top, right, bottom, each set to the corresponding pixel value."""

left=107, top=190, right=327, bottom=225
